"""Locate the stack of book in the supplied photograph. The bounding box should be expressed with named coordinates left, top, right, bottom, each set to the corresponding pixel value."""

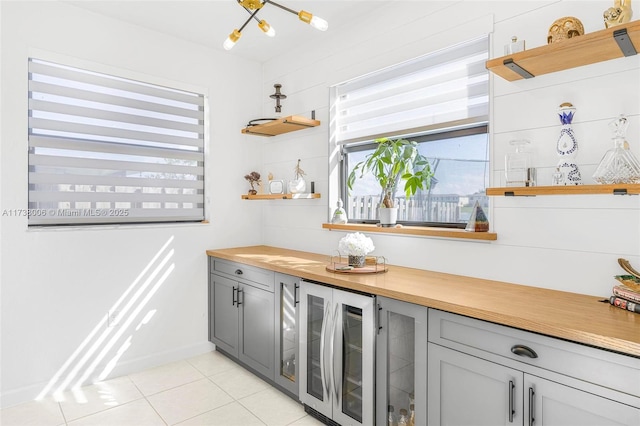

left=609, top=275, right=640, bottom=314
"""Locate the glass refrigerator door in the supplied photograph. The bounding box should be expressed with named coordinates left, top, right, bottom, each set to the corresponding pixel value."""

left=307, top=293, right=325, bottom=400
left=299, top=281, right=333, bottom=419
left=342, top=305, right=364, bottom=422
left=332, top=290, right=375, bottom=426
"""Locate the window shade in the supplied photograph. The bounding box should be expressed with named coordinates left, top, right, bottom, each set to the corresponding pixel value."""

left=334, top=36, right=489, bottom=144
left=28, top=58, right=205, bottom=225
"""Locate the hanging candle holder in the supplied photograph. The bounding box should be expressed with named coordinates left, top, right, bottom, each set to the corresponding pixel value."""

left=555, top=102, right=583, bottom=185
left=593, top=114, right=640, bottom=184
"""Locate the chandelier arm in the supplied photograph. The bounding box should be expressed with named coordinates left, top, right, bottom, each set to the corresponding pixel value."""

left=238, top=7, right=261, bottom=32
left=242, top=6, right=264, bottom=24
left=263, top=0, right=298, bottom=16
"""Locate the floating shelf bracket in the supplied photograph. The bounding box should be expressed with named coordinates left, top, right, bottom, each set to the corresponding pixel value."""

left=613, top=188, right=629, bottom=195
left=613, top=28, right=637, bottom=56
left=503, top=58, right=534, bottom=79
left=503, top=190, right=535, bottom=197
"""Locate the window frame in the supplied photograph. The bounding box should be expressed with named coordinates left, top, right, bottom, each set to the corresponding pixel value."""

left=339, top=125, right=489, bottom=229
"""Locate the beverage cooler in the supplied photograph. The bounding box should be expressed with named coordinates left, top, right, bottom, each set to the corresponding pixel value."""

left=299, top=279, right=376, bottom=426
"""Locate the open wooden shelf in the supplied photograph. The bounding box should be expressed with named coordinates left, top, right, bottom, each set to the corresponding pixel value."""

left=486, top=184, right=640, bottom=196
left=242, top=193, right=321, bottom=200
left=241, top=115, right=321, bottom=137
left=322, top=223, right=497, bottom=241
left=486, top=20, right=640, bottom=81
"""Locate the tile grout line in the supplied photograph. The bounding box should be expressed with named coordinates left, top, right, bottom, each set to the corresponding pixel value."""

left=127, top=373, right=169, bottom=426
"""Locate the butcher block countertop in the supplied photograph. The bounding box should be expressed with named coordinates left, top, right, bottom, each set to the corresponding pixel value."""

left=206, top=245, right=640, bottom=358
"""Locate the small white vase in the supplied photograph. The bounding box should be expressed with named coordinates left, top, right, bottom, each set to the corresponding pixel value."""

left=378, top=207, right=398, bottom=227
left=288, top=178, right=306, bottom=194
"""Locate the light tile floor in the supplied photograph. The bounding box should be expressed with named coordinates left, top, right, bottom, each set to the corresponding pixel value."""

left=1, top=351, right=325, bottom=426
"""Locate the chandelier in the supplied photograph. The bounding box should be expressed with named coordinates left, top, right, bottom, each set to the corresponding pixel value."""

left=224, top=0, right=328, bottom=50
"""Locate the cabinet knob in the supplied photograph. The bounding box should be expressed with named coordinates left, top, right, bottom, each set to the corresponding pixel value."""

left=511, top=344, right=538, bottom=359
left=235, top=269, right=243, bottom=275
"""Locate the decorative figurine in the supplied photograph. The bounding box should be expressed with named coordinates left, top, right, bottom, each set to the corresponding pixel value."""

left=547, top=17, right=584, bottom=44
left=555, top=103, right=583, bottom=185
left=331, top=199, right=348, bottom=224
left=465, top=201, right=489, bottom=232
left=604, top=0, right=633, bottom=28
left=244, top=171, right=262, bottom=195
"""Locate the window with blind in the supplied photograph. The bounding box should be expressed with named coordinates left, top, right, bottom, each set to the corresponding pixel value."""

left=28, top=58, right=205, bottom=226
left=334, top=36, right=489, bottom=227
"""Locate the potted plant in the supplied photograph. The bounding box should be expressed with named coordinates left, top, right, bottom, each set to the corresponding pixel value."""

left=347, top=137, right=433, bottom=226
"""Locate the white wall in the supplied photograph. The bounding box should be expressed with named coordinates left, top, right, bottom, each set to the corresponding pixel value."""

left=259, top=1, right=640, bottom=297
left=0, top=1, right=264, bottom=407
left=2, top=0, right=639, bottom=410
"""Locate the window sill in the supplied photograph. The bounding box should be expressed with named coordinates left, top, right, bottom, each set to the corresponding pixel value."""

left=322, top=223, right=497, bottom=241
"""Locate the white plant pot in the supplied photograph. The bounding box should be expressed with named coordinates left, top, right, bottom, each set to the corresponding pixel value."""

left=288, top=178, right=306, bottom=194
left=378, top=207, right=398, bottom=227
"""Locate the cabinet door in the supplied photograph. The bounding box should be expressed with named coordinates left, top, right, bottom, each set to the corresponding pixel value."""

left=274, top=273, right=299, bottom=396
left=238, top=283, right=275, bottom=380
left=209, top=274, right=239, bottom=357
left=428, top=343, right=523, bottom=426
left=525, top=375, right=640, bottom=426
left=376, top=297, right=428, bottom=426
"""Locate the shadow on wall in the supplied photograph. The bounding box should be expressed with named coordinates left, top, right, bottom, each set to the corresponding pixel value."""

left=35, top=236, right=176, bottom=404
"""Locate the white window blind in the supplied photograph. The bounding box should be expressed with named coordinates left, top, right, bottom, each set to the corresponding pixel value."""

left=28, top=58, right=205, bottom=225
left=334, top=36, right=489, bottom=144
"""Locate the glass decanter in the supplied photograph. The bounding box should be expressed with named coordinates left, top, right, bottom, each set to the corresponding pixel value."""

left=593, top=115, right=640, bottom=184
left=505, top=139, right=534, bottom=187
left=556, top=102, right=582, bottom=185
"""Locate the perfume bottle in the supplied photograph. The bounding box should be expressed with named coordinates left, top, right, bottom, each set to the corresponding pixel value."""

left=504, top=36, right=525, bottom=55
left=505, top=139, right=534, bottom=187
left=593, top=115, right=640, bottom=184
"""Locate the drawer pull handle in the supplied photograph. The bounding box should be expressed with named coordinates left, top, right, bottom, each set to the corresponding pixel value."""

left=508, top=380, right=515, bottom=422
left=235, top=269, right=243, bottom=275
left=528, top=387, right=535, bottom=426
left=511, top=344, right=538, bottom=359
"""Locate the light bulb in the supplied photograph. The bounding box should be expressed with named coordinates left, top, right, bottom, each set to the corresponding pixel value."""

left=309, top=15, right=328, bottom=31
left=298, top=10, right=328, bottom=31
left=258, top=20, right=276, bottom=37
left=223, top=29, right=241, bottom=50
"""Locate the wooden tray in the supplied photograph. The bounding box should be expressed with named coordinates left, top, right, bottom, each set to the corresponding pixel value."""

left=326, top=255, right=388, bottom=274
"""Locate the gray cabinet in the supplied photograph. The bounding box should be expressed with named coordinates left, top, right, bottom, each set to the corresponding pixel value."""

left=428, top=309, right=640, bottom=426
left=274, top=272, right=299, bottom=397
left=208, top=257, right=275, bottom=380
left=376, top=296, right=428, bottom=426
left=428, top=343, right=523, bottom=425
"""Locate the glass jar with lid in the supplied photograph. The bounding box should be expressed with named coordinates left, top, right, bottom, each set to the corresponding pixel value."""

left=505, top=139, right=535, bottom=186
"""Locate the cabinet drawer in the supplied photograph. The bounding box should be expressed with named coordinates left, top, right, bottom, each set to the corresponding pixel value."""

left=428, top=309, right=640, bottom=399
left=211, top=258, right=274, bottom=292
